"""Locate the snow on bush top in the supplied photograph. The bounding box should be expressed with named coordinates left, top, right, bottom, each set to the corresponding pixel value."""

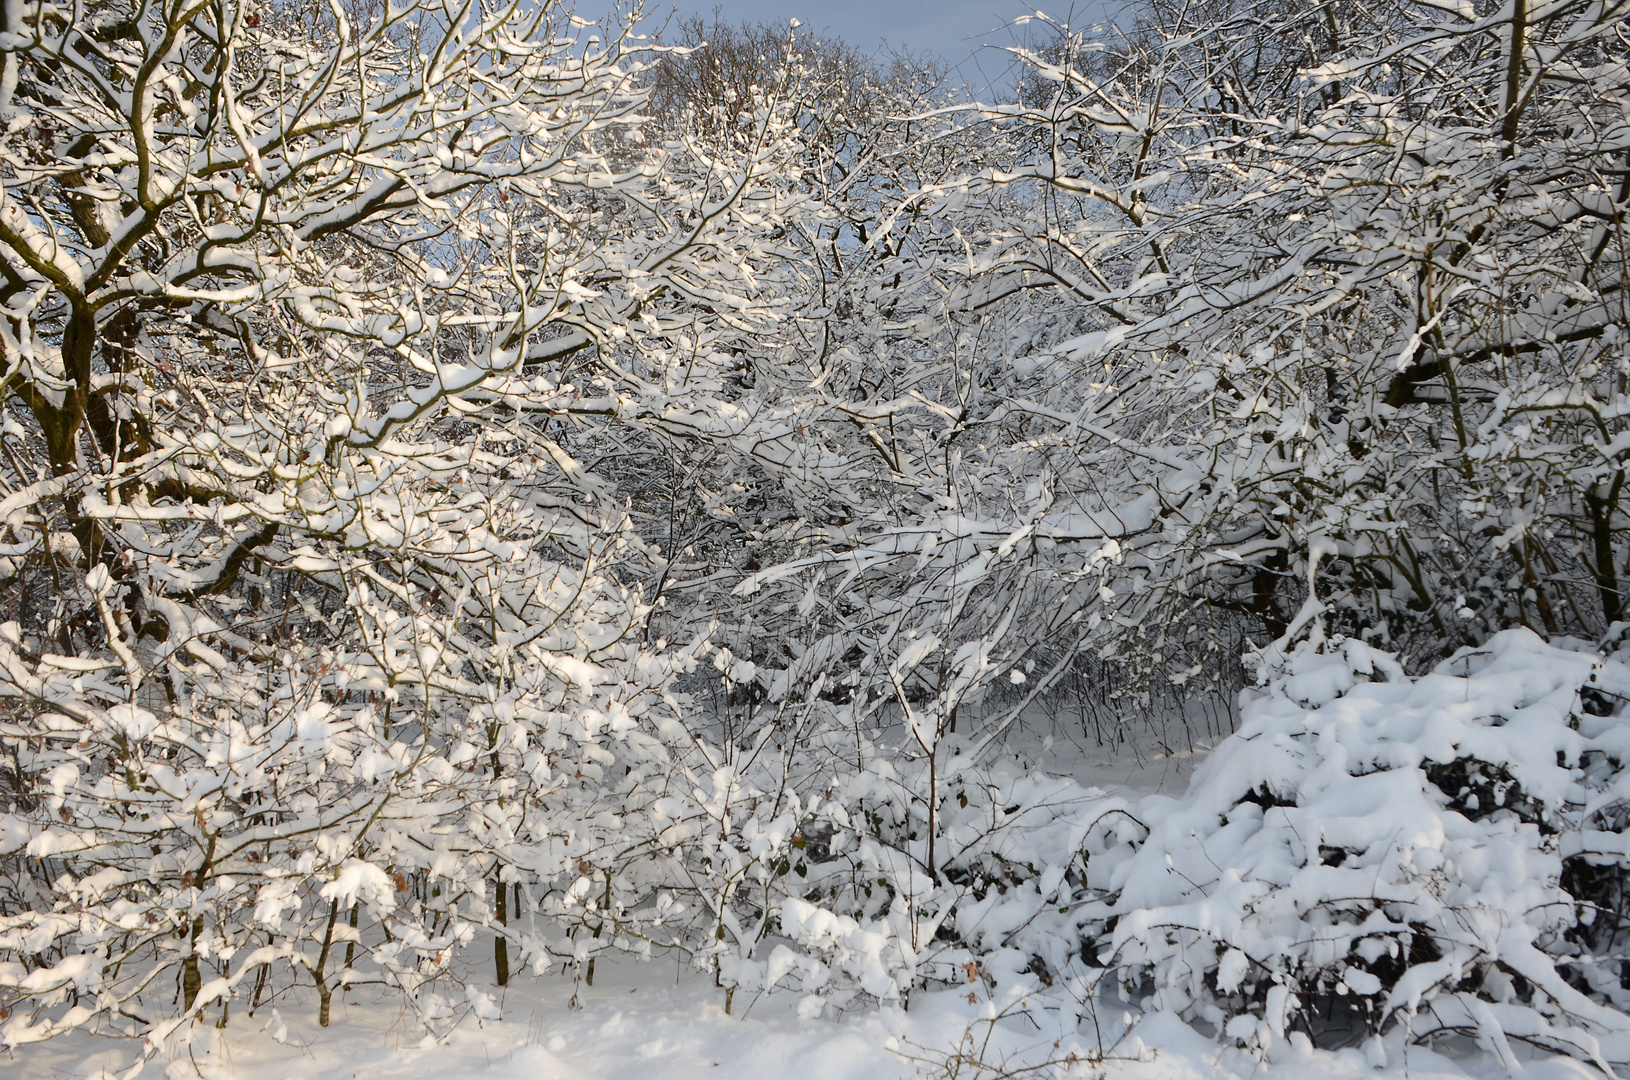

left=1105, top=629, right=1630, bottom=1067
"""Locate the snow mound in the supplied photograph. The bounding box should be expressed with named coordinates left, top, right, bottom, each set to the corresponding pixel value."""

left=1103, top=629, right=1630, bottom=1066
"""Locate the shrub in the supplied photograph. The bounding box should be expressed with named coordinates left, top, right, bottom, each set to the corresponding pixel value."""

left=1103, top=629, right=1630, bottom=1066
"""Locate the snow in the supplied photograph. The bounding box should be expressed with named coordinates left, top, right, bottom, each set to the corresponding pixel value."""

left=12, top=626, right=1630, bottom=1078
left=10, top=956, right=912, bottom=1080
left=5, top=949, right=1608, bottom=1080
left=6, top=0, right=1630, bottom=1075
left=11, top=629, right=1630, bottom=1079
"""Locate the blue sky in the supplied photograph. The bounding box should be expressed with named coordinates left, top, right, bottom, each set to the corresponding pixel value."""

left=601, top=1, right=1123, bottom=94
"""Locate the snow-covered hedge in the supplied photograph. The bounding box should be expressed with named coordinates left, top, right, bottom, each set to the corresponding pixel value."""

left=1103, top=629, right=1630, bottom=1065
left=756, top=629, right=1630, bottom=1070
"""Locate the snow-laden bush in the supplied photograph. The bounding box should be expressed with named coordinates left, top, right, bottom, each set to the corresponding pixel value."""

left=708, top=628, right=1630, bottom=1071
left=1104, top=629, right=1630, bottom=1066
left=730, top=739, right=1137, bottom=1018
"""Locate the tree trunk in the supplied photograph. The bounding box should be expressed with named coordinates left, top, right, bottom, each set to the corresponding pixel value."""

left=494, top=872, right=509, bottom=987
left=312, top=900, right=339, bottom=1027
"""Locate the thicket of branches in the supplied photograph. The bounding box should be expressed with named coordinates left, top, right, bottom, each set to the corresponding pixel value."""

left=2, top=0, right=1630, bottom=1069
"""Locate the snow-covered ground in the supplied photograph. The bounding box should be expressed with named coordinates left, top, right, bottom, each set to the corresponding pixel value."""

left=7, top=947, right=1604, bottom=1080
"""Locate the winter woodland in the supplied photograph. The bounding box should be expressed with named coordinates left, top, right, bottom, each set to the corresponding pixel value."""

left=3, top=0, right=1630, bottom=1074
